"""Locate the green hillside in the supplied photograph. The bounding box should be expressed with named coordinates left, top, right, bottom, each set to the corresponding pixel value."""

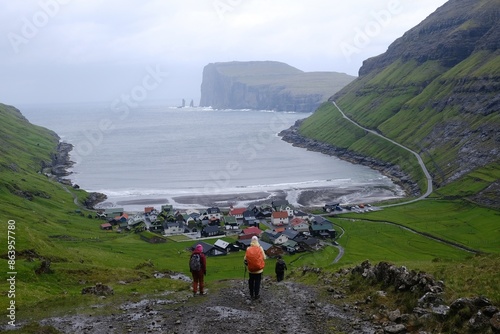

left=297, top=0, right=499, bottom=200
left=0, top=100, right=499, bottom=331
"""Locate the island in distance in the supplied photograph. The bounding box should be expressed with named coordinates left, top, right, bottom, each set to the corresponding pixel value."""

left=199, top=60, right=356, bottom=112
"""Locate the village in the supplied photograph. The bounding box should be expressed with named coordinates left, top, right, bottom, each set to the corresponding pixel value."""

left=95, top=199, right=343, bottom=258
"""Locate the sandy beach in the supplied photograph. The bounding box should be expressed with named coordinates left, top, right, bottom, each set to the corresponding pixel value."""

left=96, top=185, right=402, bottom=212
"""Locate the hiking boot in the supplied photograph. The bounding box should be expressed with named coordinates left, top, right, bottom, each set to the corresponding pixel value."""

left=200, top=291, right=207, bottom=296
left=193, top=292, right=197, bottom=297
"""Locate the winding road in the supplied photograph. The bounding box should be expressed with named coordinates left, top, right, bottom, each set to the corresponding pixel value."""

left=331, top=101, right=433, bottom=206
left=324, top=102, right=464, bottom=263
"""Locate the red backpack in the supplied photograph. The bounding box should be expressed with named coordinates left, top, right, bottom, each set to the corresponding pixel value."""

left=246, top=246, right=265, bottom=272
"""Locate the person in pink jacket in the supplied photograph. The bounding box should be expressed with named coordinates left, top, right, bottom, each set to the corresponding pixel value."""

left=189, top=244, right=207, bottom=296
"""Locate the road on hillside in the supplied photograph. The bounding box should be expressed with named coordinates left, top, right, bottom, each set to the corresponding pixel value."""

left=331, top=101, right=433, bottom=207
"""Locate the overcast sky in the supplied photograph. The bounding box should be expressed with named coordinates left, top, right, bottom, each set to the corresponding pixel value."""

left=0, top=0, right=448, bottom=106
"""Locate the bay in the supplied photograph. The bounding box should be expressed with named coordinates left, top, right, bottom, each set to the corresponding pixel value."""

left=19, top=102, right=403, bottom=210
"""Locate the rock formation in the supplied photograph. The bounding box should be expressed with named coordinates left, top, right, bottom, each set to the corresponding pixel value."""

left=199, top=61, right=355, bottom=112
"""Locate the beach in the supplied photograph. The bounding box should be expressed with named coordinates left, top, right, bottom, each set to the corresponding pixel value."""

left=95, top=184, right=401, bottom=212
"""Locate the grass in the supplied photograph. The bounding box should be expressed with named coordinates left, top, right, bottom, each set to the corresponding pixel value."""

left=0, top=101, right=499, bottom=327
left=340, top=200, right=500, bottom=254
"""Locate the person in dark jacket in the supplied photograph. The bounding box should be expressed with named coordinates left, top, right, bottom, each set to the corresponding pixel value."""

left=275, top=255, right=287, bottom=282
left=190, top=244, right=207, bottom=296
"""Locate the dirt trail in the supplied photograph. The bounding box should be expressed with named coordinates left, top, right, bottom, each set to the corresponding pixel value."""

left=32, top=278, right=376, bottom=334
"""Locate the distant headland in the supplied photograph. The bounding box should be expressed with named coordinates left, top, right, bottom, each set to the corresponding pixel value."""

left=199, top=61, right=355, bottom=112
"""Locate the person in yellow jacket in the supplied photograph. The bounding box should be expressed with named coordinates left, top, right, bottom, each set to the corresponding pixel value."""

left=244, top=236, right=266, bottom=300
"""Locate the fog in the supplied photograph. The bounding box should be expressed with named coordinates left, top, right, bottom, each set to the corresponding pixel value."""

left=0, top=0, right=448, bottom=105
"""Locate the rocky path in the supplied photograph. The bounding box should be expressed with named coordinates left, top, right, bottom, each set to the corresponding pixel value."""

left=33, top=279, right=376, bottom=334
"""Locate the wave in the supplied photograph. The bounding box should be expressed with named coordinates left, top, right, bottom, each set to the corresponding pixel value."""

left=92, top=177, right=391, bottom=199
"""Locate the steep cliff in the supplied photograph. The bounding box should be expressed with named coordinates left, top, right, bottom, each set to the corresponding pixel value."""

left=199, top=61, right=355, bottom=112
left=286, top=0, right=499, bottom=201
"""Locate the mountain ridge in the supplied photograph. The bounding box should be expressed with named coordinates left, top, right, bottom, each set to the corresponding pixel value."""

left=287, top=0, right=499, bottom=204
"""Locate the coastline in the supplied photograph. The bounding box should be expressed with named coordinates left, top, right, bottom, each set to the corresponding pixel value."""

left=278, top=120, right=421, bottom=198
left=95, top=184, right=402, bottom=212
left=50, top=140, right=108, bottom=209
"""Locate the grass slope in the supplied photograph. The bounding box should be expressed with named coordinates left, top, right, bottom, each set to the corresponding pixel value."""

left=0, top=103, right=499, bottom=324
left=213, top=61, right=356, bottom=99
left=300, top=48, right=499, bottom=193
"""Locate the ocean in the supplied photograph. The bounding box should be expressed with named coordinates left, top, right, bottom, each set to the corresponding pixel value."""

left=19, top=102, right=403, bottom=210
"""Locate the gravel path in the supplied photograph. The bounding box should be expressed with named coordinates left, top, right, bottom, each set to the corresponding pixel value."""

left=30, top=278, right=376, bottom=334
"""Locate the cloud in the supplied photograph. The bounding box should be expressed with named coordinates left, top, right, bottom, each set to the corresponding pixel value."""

left=0, top=0, right=448, bottom=104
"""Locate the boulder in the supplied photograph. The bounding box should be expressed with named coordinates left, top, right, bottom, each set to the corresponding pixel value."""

left=490, top=312, right=500, bottom=333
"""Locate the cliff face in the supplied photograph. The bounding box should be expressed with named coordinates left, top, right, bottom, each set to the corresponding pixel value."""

left=359, top=0, right=499, bottom=76
left=290, top=0, right=499, bottom=199
left=199, top=61, right=355, bottom=112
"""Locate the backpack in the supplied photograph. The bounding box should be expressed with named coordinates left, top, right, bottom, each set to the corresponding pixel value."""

left=189, top=253, right=201, bottom=271
left=245, top=246, right=265, bottom=272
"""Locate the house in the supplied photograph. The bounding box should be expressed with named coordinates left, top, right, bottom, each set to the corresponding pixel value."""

left=239, top=226, right=262, bottom=240
left=293, top=210, right=310, bottom=220
left=201, top=225, right=223, bottom=238
left=224, top=216, right=239, bottom=230
left=149, top=221, right=164, bottom=233
left=309, top=218, right=336, bottom=239
left=163, top=222, right=184, bottom=235
left=190, top=241, right=226, bottom=257
left=117, top=221, right=129, bottom=232
left=144, top=206, right=155, bottom=215
left=109, top=213, right=129, bottom=225
left=203, top=207, right=222, bottom=220
left=100, top=222, right=112, bottom=230
left=278, top=205, right=294, bottom=217
left=297, top=237, right=321, bottom=251
left=161, top=204, right=173, bottom=214
left=272, top=211, right=289, bottom=226
left=242, top=210, right=258, bottom=226
left=229, top=207, right=246, bottom=220
left=292, top=223, right=310, bottom=233
left=282, top=229, right=299, bottom=241
left=213, top=239, right=237, bottom=254
left=235, top=239, right=273, bottom=255
left=262, top=230, right=288, bottom=245
left=282, top=240, right=299, bottom=253
left=128, top=217, right=144, bottom=228
left=182, top=213, right=196, bottom=225
left=290, top=218, right=310, bottom=233
left=208, top=217, right=221, bottom=226
left=271, top=200, right=289, bottom=212
left=116, top=213, right=129, bottom=221
left=103, top=208, right=124, bottom=218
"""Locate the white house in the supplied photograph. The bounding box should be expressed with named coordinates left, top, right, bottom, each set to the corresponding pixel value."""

left=272, top=211, right=289, bottom=226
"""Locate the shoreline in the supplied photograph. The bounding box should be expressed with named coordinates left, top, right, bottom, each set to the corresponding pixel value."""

left=278, top=120, right=421, bottom=198
left=95, top=185, right=402, bottom=212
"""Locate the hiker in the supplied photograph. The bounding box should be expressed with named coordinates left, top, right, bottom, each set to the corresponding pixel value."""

left=189, top=244, right=207, bottom=296
left=244, top=236, right=266, bottom=300
left=275, top=255, right=287, bottom=282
